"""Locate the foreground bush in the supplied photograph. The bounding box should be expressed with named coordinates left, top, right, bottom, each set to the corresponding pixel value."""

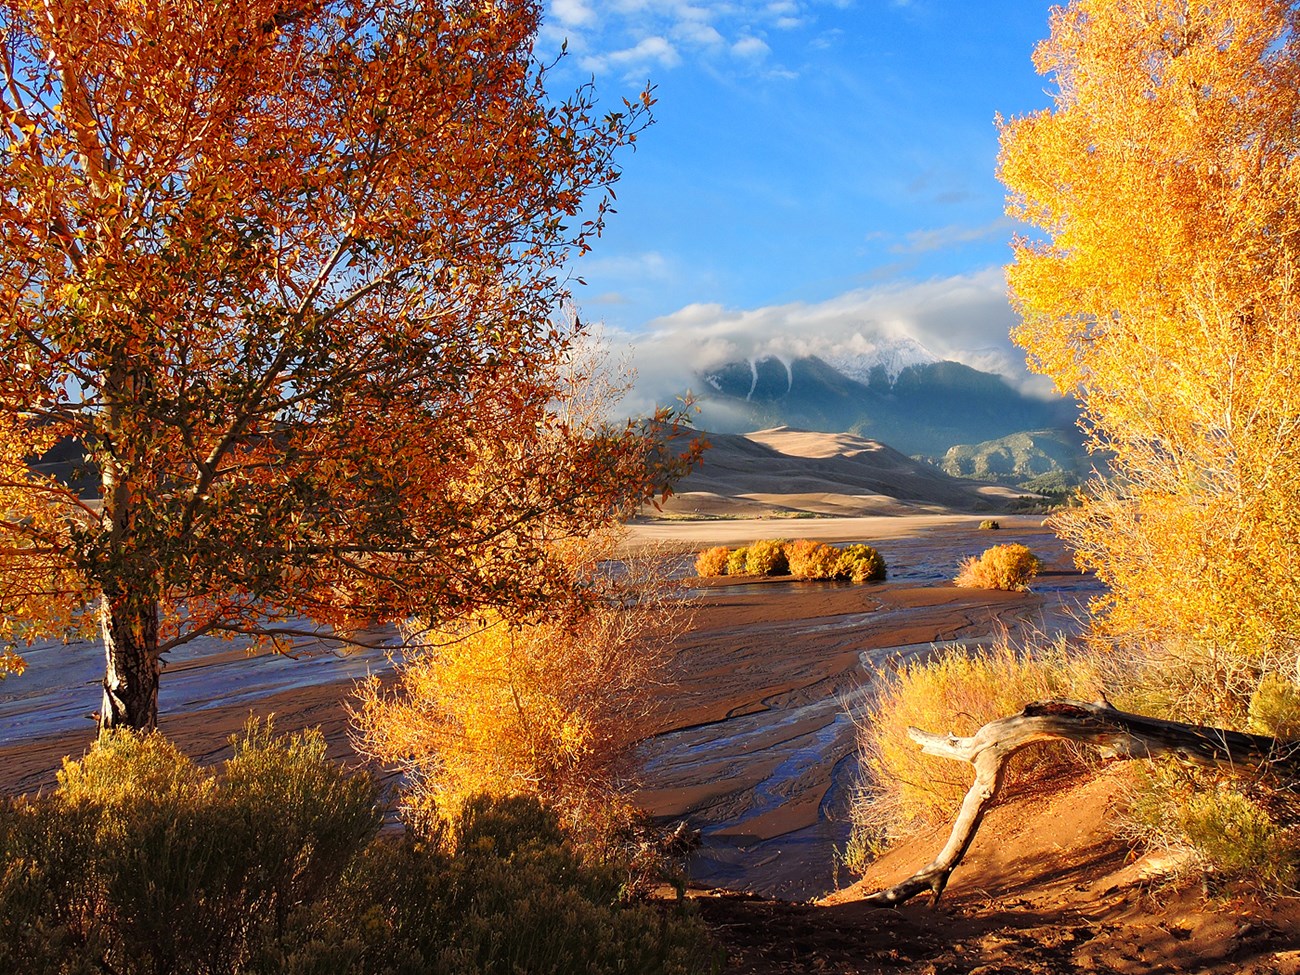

left=693, top=546, right=731, bottom=578
left=954, top=543, right=1043, bottom=591
left=847, top=640, right=1099, bottom=872
left=1123, top=763, right=1298, bottom=890
left=1, top=723, right=381, bottom=975
left=0, top=732, right=712, bottom=975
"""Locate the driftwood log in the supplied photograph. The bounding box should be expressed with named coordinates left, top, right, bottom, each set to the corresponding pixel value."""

left=864, top=699, right=1300, bottom=908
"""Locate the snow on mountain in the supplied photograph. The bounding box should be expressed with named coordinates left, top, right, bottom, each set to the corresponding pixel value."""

left=821, top=335, right=940, bottom=384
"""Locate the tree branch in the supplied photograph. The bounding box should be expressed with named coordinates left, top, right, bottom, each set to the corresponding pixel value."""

left=863, top=700, right=1300, bottom=908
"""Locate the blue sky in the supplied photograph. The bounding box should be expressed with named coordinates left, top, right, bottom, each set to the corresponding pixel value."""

left=536, top=1, right=1064, bottom=409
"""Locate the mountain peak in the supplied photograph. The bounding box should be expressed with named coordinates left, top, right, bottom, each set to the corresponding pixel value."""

left=822, top=335, right=940, bottom=384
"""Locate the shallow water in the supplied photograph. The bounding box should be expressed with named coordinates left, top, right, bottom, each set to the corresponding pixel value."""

left=0, top=625, right=401, bottom=745
left=638, top=525, right=1104, bottom=900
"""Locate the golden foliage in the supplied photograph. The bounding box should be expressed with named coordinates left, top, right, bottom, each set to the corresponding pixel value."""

left=954, top=543, right=1043, bottom=592
left=786, top=539, right=841, bottom=580
left=999, top=0, right=1300, bottom=681
left=849, top=640, right=1101, bottom=864
left=744, top=539, right=789, bottom=577
left=838, top=543, right=887, bottom=583
left=725, top=547, right=750, bottom=576
left=353, top=540, right=689, bottom=841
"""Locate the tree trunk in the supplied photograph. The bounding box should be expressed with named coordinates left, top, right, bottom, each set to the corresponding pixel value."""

left=99, top=592, right=161, bottom=734
left=863, top=700, right=1300, bottom=908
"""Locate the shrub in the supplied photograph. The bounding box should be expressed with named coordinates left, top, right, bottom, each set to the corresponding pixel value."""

left=744, top=538, right=789, bottom=576
left=354, top=602, right=681, bottom=844
left=726, top=546, right=749, bottom=576
left=1247, top=672, right=1300, bottom=740
left=0, top=724, right=382, bottom=975
left=1123, top=764, right=1298, bottom=889
left=837, top=543, right=886, bottom=583
left=786, top=539, right=842, bottom=580
left=320, top=795, right=714, bottom=975
left=954, top=543, right=1043, bottom=591
left=978, top=519, right=1000, bottom=530
left=1, top=747, right=713, bottom=975
left=847, top=639, right=1100, bottom=871
left=693, top=546, right=731, bottom=578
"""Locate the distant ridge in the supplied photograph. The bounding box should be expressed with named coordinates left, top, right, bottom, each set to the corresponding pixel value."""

left=652, top=427, right=1022, bottom=519
left=694, top=354, right=1078, bottom=459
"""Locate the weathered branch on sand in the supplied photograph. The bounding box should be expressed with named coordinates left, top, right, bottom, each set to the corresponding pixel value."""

left=863, top=699, right=1300, bottom=908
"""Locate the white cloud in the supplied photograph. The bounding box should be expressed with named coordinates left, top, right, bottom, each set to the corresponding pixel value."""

left=731, top=35, right=772, bottom=59
left=612, top=268, right=1057, bottom=417
left=582, top=35, right=682, bottom=76
left=891, top=218, right=1015, bottom=255
left=544, top=1, right=812, bottom=77
left=551, top=0, right=597, bottom=28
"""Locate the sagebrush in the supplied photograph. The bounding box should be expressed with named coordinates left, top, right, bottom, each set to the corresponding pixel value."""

left=0, top=728, right=713, bottom=975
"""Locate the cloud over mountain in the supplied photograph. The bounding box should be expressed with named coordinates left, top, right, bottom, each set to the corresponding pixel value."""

left=612, top=268, right=1052, bottom=418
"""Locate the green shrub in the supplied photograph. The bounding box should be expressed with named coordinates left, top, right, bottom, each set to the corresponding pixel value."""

left=954, top=543, right=1043, bottom=591
left=1247, top=672, right=1300, bottom=740
left=254, top=794, right=714, bottom=975
left=786, top=539, right=841, bottom=580
left=1124, top=764, right=1298, bottom=889
left=726, top=547, right=749, bottom=576
left=978, top=519, right=1000, bottom=530
left=744, top=538, right=789, bottom=576
left=0, top=737, right=712, bottom=975
left=837, top=543, right=886, bottom=583
left=693, top=546, right=731, bottom=578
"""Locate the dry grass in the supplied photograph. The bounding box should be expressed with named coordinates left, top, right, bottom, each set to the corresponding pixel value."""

left=846, top=636, right=1101, bottom=871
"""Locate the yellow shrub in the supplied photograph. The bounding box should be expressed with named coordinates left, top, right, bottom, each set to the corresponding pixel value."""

left=786, top=539, right=841, bottom=580
left=726, top=547, right=749, bottom=576
left=954, top=543, right=1043, bottom=591
left=978, top=519, right=1000, bottom=530
left=693, top=546, right=731, bottom=578
left=354, top=601, right=680, bottom=842
left=837, top=543, right=886, bottom=583
left=1247, top=672, right=1300, bottom=740
left=744, top=538, right=789, bottom=576
left=848, top=640, right=1100, bottom=868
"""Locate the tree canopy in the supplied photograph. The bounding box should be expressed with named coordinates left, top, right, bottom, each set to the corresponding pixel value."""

left=999, top=0, right=1300, bottom=705
left=0, top=0, right=689, bottom=732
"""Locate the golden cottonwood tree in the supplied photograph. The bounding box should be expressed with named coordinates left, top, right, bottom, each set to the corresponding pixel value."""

left=0, top=0, right=687, bottom=733
left=1000, top=0, right=1300, bottom=707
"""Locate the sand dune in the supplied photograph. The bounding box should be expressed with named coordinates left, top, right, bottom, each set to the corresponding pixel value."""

left=653, top=427, right=1024, bottom=519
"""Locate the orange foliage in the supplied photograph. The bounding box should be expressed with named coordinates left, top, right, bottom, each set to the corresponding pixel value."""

left=0, top=1, right=696, bottom=729
left=999, top=0, right=1300, bottom=667
left=786, top=539, right=841, bottom=580
left=693, top=546, right=731, bottom=578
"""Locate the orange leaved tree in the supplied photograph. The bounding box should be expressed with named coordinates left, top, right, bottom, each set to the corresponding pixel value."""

left=0, top=0, right=687, bottom=733
left=999, top=0, right=1300, bottom=711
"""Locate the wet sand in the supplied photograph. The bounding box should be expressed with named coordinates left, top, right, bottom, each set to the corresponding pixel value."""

left=0, top=516, right=1097, bottom=901
left=631, top=516, right=1098, bottom=898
